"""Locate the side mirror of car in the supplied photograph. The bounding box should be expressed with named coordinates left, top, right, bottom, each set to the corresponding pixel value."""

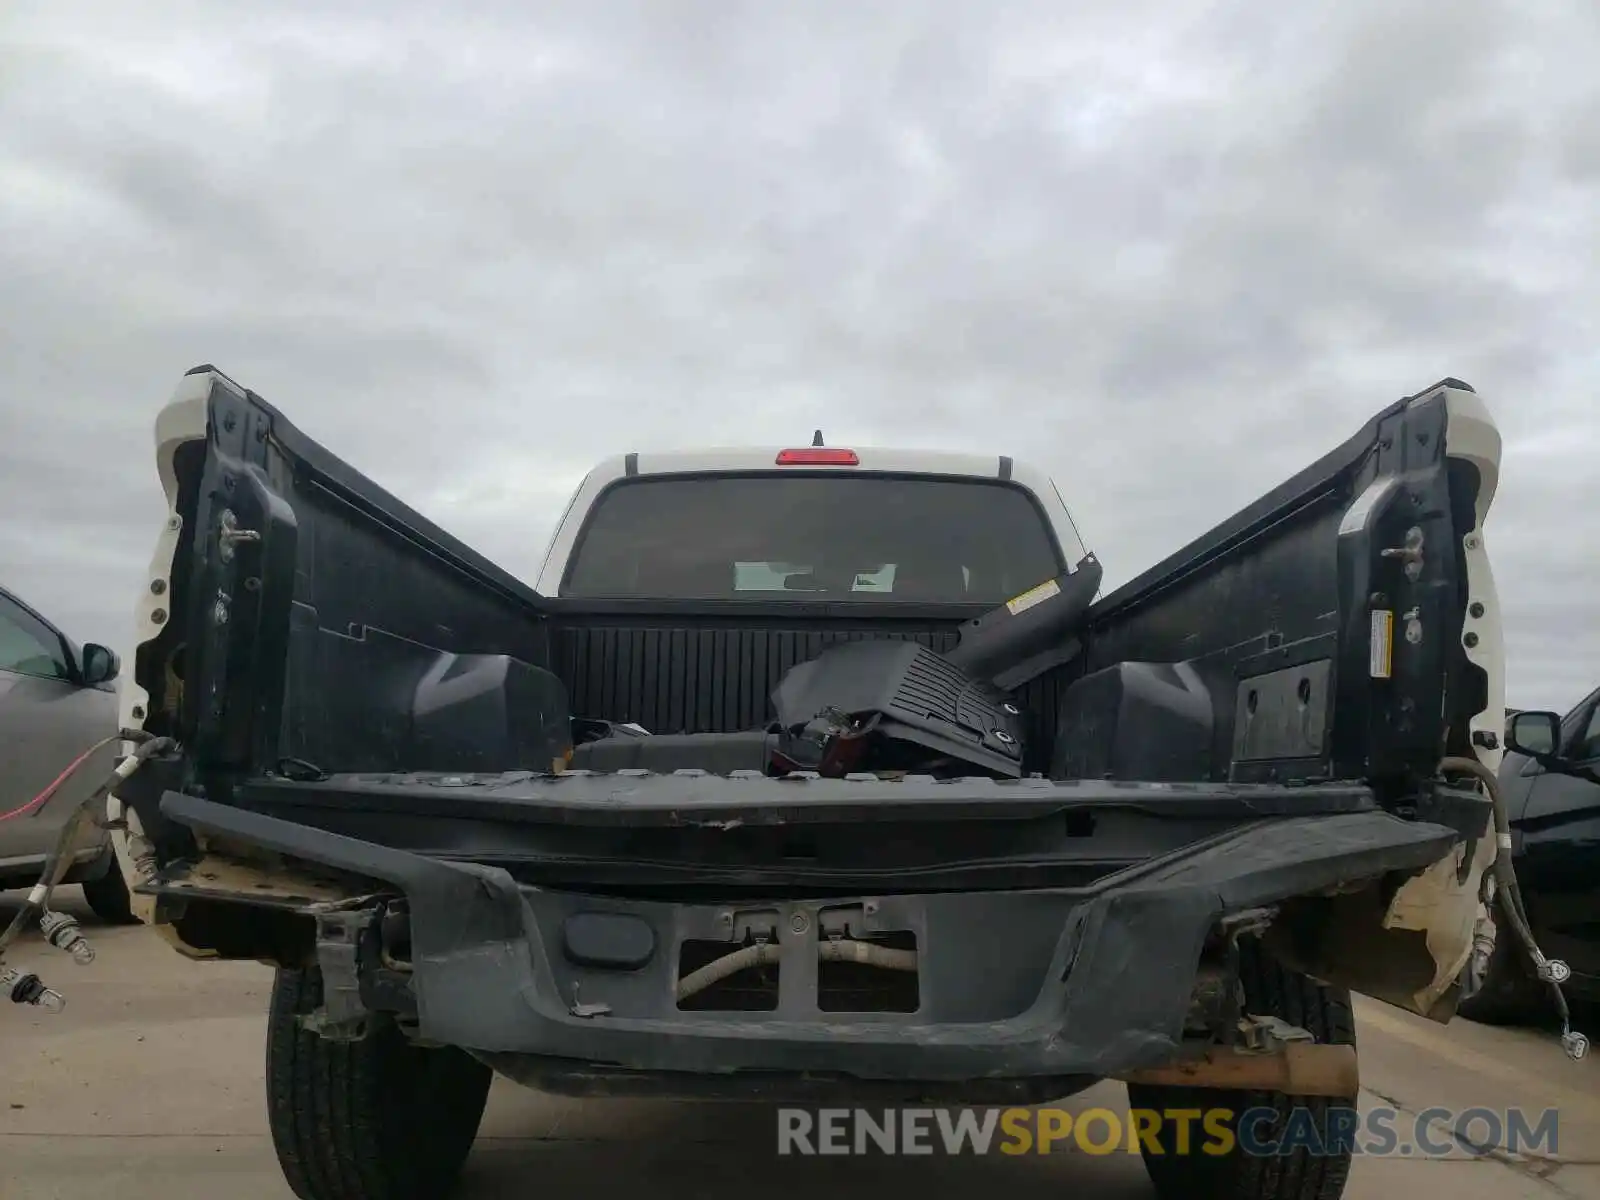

left=1501, top=709, right=1600, bottom=785
left=79, top=643, right=121, bottom=686
left=1506, top=710, right=1561, bottom=758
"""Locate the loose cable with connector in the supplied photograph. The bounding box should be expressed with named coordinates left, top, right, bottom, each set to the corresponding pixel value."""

left=0, top=733, right=172, bottom=975
left=1440, top=755, right=1588, bottom=1060
left=1, top=966, right=64, bottom=1013
left=0, top=732, right=129, bottom=824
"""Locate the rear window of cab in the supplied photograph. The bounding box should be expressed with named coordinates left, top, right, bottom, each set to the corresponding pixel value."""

left=561, top=474, right=1064, bottom=603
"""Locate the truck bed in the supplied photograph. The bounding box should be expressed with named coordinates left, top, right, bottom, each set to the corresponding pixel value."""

left=132, top=368, right=1496, bottom=790
left=115, top=367, right=1506, bottom=1057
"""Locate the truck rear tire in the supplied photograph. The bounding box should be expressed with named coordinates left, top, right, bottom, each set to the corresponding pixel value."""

left=1125, top=942, right=1357, bottom=1200
left=266, top=965, right=493, bottom=1200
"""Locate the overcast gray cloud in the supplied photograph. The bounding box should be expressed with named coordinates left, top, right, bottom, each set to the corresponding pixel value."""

left=2, top=0, right=1597, bottom=709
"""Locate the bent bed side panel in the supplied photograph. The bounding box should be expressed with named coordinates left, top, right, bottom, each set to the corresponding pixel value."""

left=156, top=367, right=553, bottom=776
left=1068, top=378, right=1498, bottom=791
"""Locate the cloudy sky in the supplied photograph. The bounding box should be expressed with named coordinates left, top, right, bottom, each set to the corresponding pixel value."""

left=2, top=0, right=1596, bottom=710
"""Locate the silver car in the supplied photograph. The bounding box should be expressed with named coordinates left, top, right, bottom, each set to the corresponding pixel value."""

left=0, top=584, right=134, bottom=923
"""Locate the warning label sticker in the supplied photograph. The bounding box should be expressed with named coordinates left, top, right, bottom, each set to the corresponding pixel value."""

left=1369, top=610, right=1394, bottom=678
left=1005, top=578, right=1061, bottom=616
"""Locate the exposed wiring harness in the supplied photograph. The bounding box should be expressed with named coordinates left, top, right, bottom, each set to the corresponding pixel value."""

left=674, top=938, right=917, bottom=1003
left=0, top=733, right=128, bottom=824
left=1439, top=755, right=1588, bottom=1060
left=0, top=731, right=174, bottom=1014
left=819, top=938, right=918, bottom=972
left=676, top=942, right=781, bottom=1003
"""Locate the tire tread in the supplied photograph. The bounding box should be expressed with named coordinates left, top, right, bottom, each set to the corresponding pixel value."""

left=264, top=966, right=491, bottom=1200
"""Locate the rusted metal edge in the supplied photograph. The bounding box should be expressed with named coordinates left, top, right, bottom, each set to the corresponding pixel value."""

left=1113, top=1042, right=1359, bottom=1098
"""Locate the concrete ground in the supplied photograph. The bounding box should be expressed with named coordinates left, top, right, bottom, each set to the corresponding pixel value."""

left=2, top=890, right=1597, bottom=1200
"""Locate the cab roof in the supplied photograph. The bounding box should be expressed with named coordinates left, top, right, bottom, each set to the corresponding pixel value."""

left=590, top=444, right=1032, bottom=481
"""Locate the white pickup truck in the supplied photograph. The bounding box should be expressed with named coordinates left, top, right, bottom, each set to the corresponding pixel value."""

left=87, top=365, right=1531, bottom=1200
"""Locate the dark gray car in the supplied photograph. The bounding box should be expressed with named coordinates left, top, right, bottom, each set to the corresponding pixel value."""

left=0, top=584, right=135, bottom=923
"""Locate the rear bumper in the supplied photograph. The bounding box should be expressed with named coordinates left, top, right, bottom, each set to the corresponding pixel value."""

left=158, top=791, right=1474, bottom=1086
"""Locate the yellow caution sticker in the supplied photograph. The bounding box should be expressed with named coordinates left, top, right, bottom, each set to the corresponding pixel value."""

left=1006, top=578, right=1061, bottom=616
left=1369, top=610, right=1394, bottom=679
